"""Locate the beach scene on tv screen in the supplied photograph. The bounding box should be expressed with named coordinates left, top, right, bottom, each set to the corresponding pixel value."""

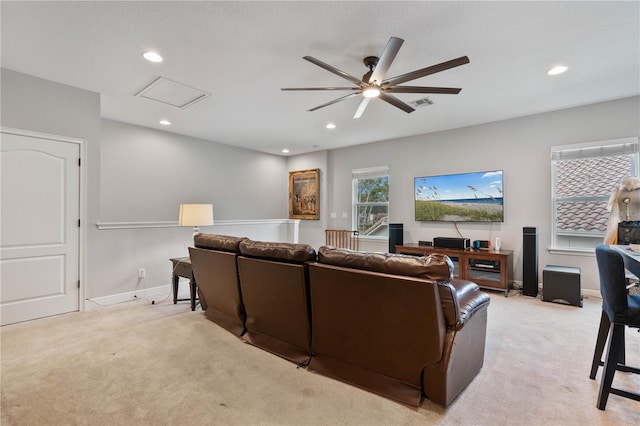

left=415, top=170, right=504, bottom=222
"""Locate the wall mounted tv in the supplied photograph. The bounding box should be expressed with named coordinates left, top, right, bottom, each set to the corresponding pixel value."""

left=414, top=170, right=504, bottom=222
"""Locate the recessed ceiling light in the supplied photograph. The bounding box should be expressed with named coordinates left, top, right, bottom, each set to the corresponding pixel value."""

left=159, top=120, right=171, bottom=126
left=326, top=123, right=336, bottom=129
left=547, top=65, right=568, bottom=76
left=282, top=149, right=290, bottom=154
left=143, top=51, right=163, bottom=63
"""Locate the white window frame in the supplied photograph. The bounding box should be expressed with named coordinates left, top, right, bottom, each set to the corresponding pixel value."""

left=550, top=137, right=640, bottom=254
left=352, top=166, right=389, bottom=240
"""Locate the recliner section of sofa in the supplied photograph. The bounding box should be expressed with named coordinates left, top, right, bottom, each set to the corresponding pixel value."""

left=309, top=246, right=490, bottom=407
left=189, top=234, right=248, bottom=336
left=237, top=239, right=317, bottom=364
left=188, top=234, right=490, bottom=407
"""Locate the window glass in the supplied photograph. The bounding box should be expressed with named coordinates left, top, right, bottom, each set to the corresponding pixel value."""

left=353, top=167, right=389, bottom=238
left=551, top=138, right=639, bottom=250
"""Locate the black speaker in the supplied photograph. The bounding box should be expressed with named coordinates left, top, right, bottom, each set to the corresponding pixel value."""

left=388, top=223, right=403, bottom=253
left=523, top=226, right=538, bottom=297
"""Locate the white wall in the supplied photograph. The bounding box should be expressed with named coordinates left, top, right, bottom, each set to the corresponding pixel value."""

left=293, top=96, right=640, bottom=292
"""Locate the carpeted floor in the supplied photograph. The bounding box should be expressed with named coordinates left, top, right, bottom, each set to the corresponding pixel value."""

left=1, top=291, right=639, bottom=425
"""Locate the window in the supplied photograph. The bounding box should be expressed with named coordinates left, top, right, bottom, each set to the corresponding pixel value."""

left=352, top=166, right=389, bottom=238
left=551, top=137, right=639, bottom=251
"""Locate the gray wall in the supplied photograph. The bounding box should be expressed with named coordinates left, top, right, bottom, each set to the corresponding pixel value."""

left=294, top=95, right=640, bottom=293
left=100, top=120, right=287, bottom=222
left=1, top=68, right=102, bottom=299
left=287, top=150, right=329, bottom=250
left=3, top=68, right=639, bottom=298
left=93, top=120, right=289, bottom=300
left=1, top=69, right=289, bottom=300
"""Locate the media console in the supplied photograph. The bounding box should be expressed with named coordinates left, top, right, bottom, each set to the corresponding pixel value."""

left=395, top=244, right=513, bottom=296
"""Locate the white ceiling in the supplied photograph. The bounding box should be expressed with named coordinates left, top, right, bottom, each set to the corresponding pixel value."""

left=1, top=1, right=638, bottom=156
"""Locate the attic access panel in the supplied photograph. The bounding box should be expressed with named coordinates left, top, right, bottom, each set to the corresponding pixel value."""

left=135, top=77, right=211, bottom=109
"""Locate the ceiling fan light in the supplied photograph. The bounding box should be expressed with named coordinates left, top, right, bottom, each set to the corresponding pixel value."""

left=363, top=87, right=381, bottom=98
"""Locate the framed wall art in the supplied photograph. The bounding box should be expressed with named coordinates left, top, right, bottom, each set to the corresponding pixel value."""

left=289, top=168, right=320, bottom=220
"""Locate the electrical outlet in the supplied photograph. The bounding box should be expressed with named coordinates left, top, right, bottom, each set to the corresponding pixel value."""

left=138, top=268, right=146, bottom=278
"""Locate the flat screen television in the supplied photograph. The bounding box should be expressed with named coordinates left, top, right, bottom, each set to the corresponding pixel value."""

left=414, top=170, right=504, bottom=222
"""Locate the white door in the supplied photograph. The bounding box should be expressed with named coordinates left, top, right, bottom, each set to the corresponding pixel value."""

left=1, top=130, right=81, bottom=325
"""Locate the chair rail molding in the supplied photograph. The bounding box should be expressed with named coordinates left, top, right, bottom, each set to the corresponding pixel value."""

left=96, top=218, right=300, bottom=230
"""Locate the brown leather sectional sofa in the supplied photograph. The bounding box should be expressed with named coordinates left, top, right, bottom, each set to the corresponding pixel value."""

left=189, top=233, right=490, bottom=407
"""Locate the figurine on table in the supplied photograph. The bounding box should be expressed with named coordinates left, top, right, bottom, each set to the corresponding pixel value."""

left=604, top=176, right=640, bottom=245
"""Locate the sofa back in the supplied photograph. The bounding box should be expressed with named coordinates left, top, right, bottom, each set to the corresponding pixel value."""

left=237, top=240, right=316, bottom=363
left=189, top=234, right=248, bottom=335
left=317, top=245, right=454, bottom=279
left=308, top=246, right=452, bottom=406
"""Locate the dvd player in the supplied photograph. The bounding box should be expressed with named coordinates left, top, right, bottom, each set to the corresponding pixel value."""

left=469, top=259, right=500, bottom=270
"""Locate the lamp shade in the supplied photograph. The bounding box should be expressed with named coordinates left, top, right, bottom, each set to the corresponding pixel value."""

left=178, top=204, right=214, bottom=227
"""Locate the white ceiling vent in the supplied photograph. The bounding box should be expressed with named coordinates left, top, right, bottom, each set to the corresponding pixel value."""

left=407, top=97, right=434, bottom=109
left=135, top=77, right=211, bottom=109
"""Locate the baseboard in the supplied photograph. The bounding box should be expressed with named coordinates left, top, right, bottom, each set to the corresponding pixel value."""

left=581, top=288, right=601, bottom=299
left=84, top=284, right=177, bottom=311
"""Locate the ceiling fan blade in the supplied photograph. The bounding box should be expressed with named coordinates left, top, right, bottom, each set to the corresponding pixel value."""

left=303, top=56, right=363, bottom=86
left=353, top=98, right=371, bottom=119
left=369, top=37, right=404, bottom=84
left=308, top=92, right=361, bottom=112
left=378, top=93, right=415, bottom=113
left=281, top=87, right=361, bottom=91
left=384, top=86, right=462, bottom=94
left=383, top=56, right=470, bottom=86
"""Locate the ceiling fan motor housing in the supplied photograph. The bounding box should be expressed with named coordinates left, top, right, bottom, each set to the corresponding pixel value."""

left=363, top=56, right=380, bottom=83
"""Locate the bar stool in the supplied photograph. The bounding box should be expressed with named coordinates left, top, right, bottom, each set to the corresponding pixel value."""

left=591, top=245, right=640, bottom=410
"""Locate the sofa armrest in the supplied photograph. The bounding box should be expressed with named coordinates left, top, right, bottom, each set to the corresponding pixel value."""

left=437, top=279, right=490, bottom=330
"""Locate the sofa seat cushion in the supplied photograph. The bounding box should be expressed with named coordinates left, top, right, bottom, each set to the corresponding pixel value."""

left=194, top=233, right=247, bottom=252
left=239, top=240, right=316, bottom=263
left=317, top=246, right=453, bottom=280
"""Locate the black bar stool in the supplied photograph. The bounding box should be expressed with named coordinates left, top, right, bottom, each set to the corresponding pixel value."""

left=591, top=245, right=640, bottom=410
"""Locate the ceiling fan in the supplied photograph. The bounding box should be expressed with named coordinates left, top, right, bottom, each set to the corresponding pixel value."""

left=282, top=37, right=469, bottom=119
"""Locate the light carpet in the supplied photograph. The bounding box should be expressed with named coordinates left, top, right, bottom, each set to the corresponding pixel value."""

left=1, top=292, right=639, bottom=425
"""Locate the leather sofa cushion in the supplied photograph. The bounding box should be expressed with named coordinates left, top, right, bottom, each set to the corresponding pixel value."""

left=194, top=233, right=247, bottom=252
left=317, top=246, right=453, bottom=281
left=239, top=240, right=316, bottom=263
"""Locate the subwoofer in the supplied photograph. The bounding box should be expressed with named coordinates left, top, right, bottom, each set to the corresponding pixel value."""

left=523, top=226, right=538, bottom=297
left=388, top=223, right=403, bottom=253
